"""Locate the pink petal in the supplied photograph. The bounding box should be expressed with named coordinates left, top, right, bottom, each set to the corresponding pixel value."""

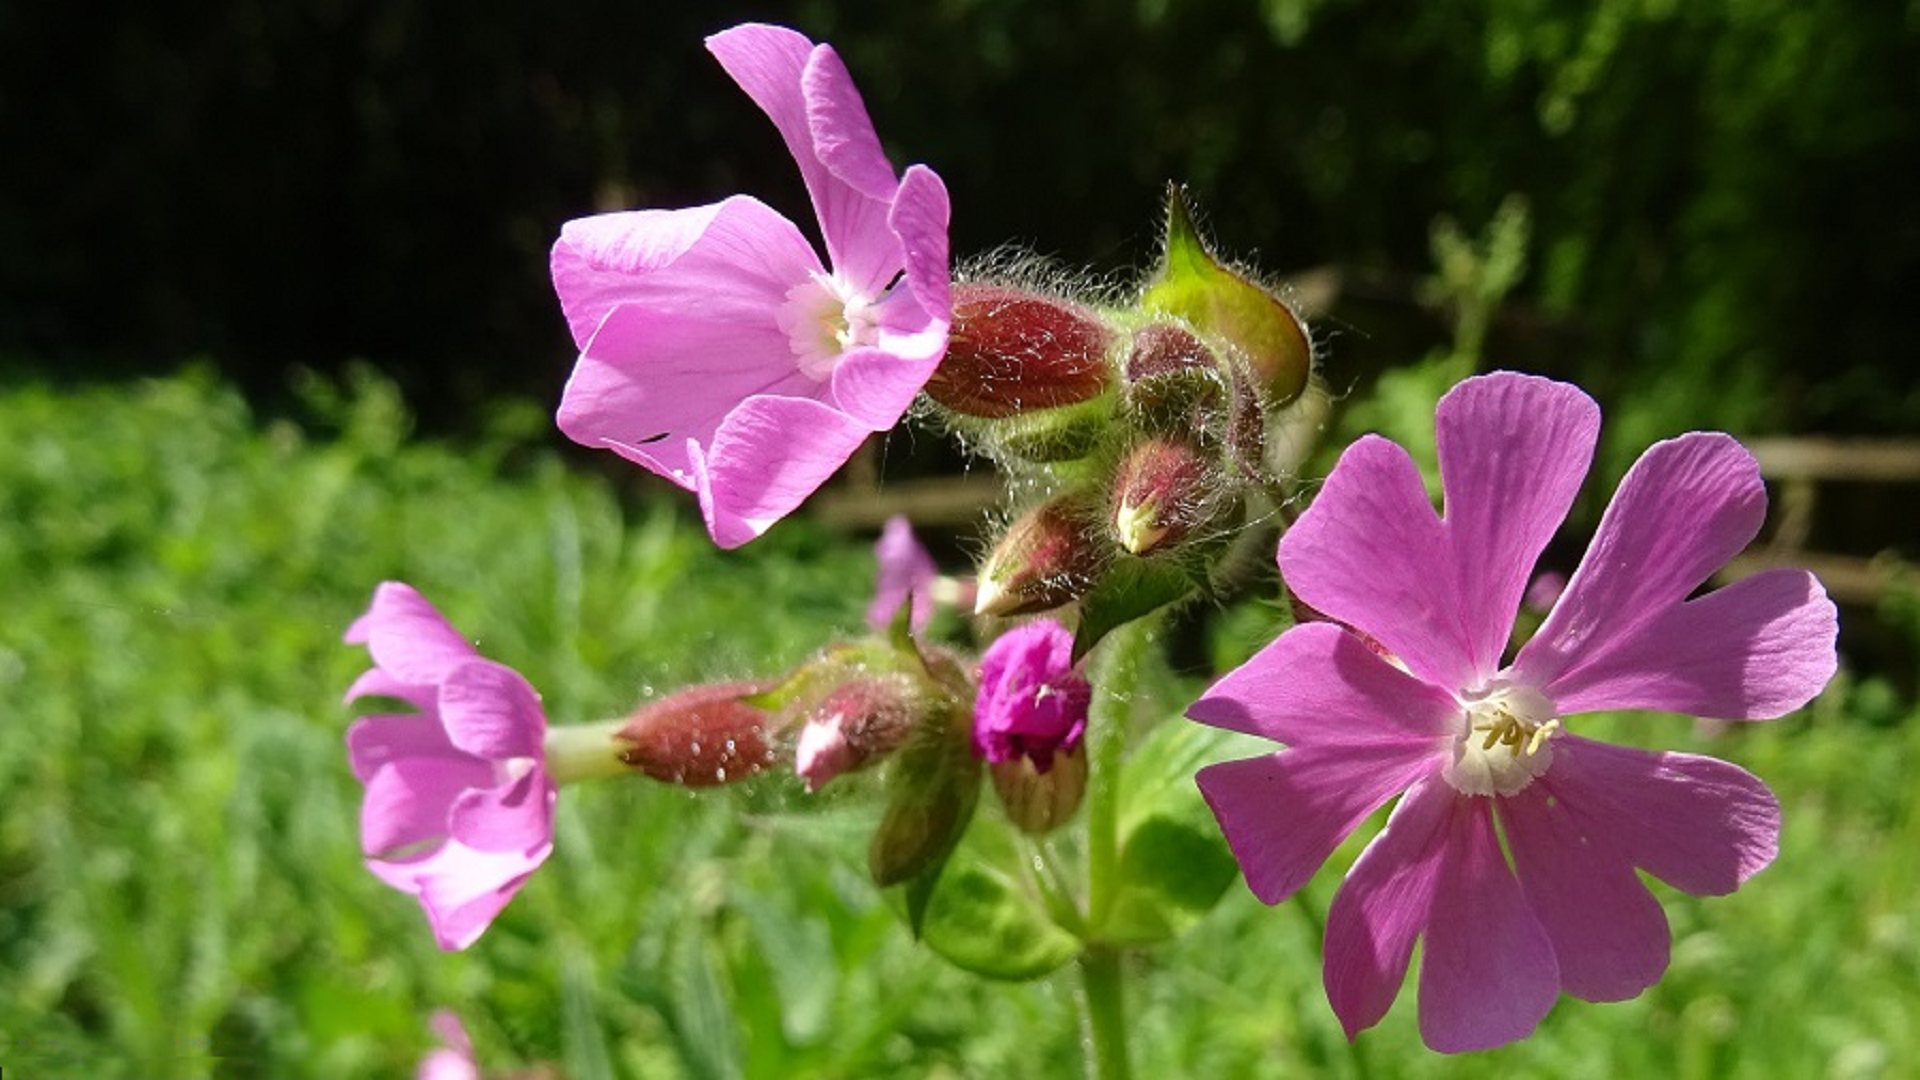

left=361, top=758, right=493, bottom=859
left=1323, top=779, right=1454, bottom=1040
left=689, top=394, right=876, bottom=548
left=1277, top=436, right=1461, bottom=689
left=707, top=26, right=897, bottom=288
left=1198, top=743, right=1437, bottom=904
left=448, top=771, right=555, bottom=854
left=1540, top=737, right=1780, bottom=896
left=1499, top=785, right=1673, bottom=1003
left=1416, top=795, right=1559, bottom=1053
left=1513, top=433, right=1770, bottom=693
left=868, top=515, right=937, bottom=631
left=553, top=201, right=741, bottom=349
left=1537, top=568, right=1837, bottom=719
left=438, top=659, right=545, bottom=761
left=349, top=583, right=478, bottom=686
left=367, top=838, right=549, bottom=951
left=556, top=302, right=819, bottom=487
left=801, top=43, right=903, bottom=292
left=889, top=164, right=954, bottom=326
left=828, top=347, right=943, bottom=431
left=346, top=712, right=456, bottom=784
left=1430, top=373, right=1599, bottom=685
left=343, top=666, right=434, bottom=711
left=1186, top=621, right=1461, bottom=748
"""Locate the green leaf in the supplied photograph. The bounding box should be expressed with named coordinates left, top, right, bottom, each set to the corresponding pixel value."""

left=1101, top=813, right=1239, bottom=947
left=1072, top=556, right=1198, bottom=662
left=916, top=861, right=1083, bottom=981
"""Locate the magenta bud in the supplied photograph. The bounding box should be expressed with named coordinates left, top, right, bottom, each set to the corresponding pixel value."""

left=616, top=681, right=776, bottom=786
left=924, top=285, right=1117, bottom=419
left=792, top=676, right=920, bottom=791
left=975, top=497, right=1104, bottom=618
left=1123, top=322, right=1229, bottom=424
left=1109, top=437, right=1221, bottom=556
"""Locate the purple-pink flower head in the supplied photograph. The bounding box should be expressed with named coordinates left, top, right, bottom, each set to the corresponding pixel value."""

left=550, top=23, right=952, bottom=549
left=973, top=619, right=1093, bottom=773
left=1187, top=372, right=1837, bottom=1053
left=345, top=583, right=556, bottom=951
left=869, top=514, right=938, bottom=632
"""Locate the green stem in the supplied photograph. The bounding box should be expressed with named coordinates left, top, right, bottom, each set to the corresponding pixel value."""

left=1084, top=619, right=1148, bottom=930
left=1079, top=946, right=1133, bottom=1080
left=543, top=718, right=635, bottom=786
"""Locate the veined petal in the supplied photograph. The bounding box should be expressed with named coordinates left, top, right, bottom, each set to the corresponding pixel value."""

left=1187, top=622, right=1461, bottom=748
left=707, top=26, right=898, bottom=291
left=366, top=838, right=549, bottom=951
left=1198, top=744, right=1437, bottom=905
left=1416, top=795, right=1558, bottom=1053
left=1540, top=737, right=1780, bottom=896
left=1432, top=373, right=1599, bottom=685
left=347, top=583, right=478, bottom=687
left=439, top=659, right=545, bottom=760
left=890, top=164, right=954, bottom=326
left=1539, top=568, right=1837, bottom=719
left=345, top=712, right=456, bottom=784
left=557, top=303, right=819, bottom=487
left=688, top=394, right=875, bottom=548
left=448, top=771, right=555, bottom=854
left=1277, top=439, right=1462, bottom=689
left=1323, top=779, right=1453, bottom=1040
left=802, top=43, right=903, bottom=292
left=1499, top=785, right=1672, bottom=1003
left=828, top=346, right=942, bottom=430
left=551, top=196, right=824, bottom=352
left=361, top=758, right=493, bottom=859
left=1514, top=433, right=1769, bottom=692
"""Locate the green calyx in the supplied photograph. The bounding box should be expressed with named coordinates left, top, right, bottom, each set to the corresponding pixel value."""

left=1140, top=186, right=1312, bottom=406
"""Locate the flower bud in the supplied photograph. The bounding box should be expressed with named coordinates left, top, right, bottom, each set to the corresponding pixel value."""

left=975, top=497, right=1104, bottom=617
left=972, top=619, right=1091, bottom=834
left=868, top=698, right=981, bottom=887
left=1109, top=437, right=1221, bottom=556
left=616, top=681, right=776, bottom=786
left=1123, top=322, right=1226, bottom=422
left=990, top=745, right=1087, bottom=835
left=1140, top=187, right=1312, bottom=406
left=924, top=285, right=1117, bottom=419
left=792, top=674, right=921, bottom=791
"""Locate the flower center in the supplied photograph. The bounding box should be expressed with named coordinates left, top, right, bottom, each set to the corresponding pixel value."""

left=1440, top=683, right=1560, bottom=797
left=778, top=273, right=881, bottom=381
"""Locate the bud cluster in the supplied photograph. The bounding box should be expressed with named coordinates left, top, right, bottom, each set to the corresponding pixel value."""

left=932, top=188, right=1323, bottom=627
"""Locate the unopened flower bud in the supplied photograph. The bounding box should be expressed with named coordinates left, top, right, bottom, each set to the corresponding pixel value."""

left=975, top=497, right=1103, bottom=617
left=868, top=698, right=981, bottom=887
left=1141, top=187, right=1312, bottom=406
left=1123, top=322, right=1226, bottom=422
left=793, top=675, right=920, bottom=791
left=924, top=285, right=1117, bottom=419
left=1109, top=437, right=1220, bottom=556
left=616, top=681, right=775, bottom=786
left=990, top=745, right=1088, bottom=835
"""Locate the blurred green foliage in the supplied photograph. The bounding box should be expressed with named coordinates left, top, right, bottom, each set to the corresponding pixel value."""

left=1, top=370, right=1917, bottom=1077
left=4, top=0, right=1915, bottom=437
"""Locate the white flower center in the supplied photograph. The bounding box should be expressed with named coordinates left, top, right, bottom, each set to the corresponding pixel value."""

left=1440, top=683, right=1560, bottom=797
left=777, top=272, right=881, bottom=381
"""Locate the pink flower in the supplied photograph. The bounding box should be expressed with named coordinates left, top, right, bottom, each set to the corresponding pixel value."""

left=417, top=1010, right=481, bottom=1080
left=551, top=23, right=952, bottom=548
left=1188, top=372, right=1837, bottom=1052
left=345, top=583, right=555, bottom=951
left=973, top=620, right=1092, bottom=773
left=868, top=515, right=938, bottom=632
